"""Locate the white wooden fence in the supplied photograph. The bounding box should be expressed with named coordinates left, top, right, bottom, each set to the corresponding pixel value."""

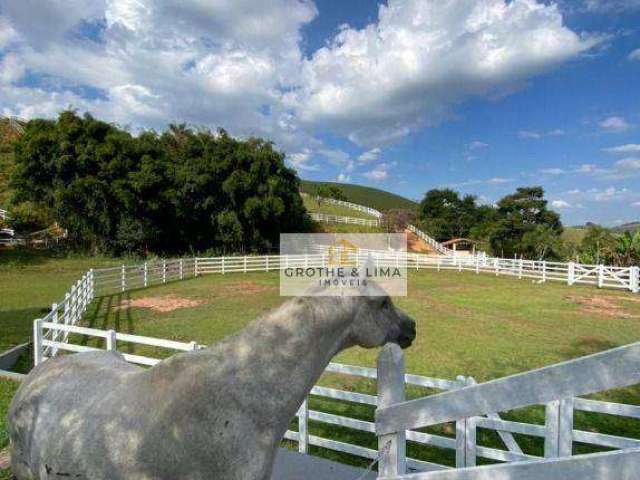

left=35, top=250, right=639, bottom=356
left=0, top=208, right=8, bottom=220
left=32, top=320, right=640, bottom=477
left=318, top=197, right=384, bottom=218
left=309, top=212, right=380, bottom=227
left=375, top=342, right=640, bottom=479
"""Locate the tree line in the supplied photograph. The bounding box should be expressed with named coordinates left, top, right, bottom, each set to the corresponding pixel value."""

left=8, top=111, right=310, bottom=255
left=413, top=187, right=640, bottom=265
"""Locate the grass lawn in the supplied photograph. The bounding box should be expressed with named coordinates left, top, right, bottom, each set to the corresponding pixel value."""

left=69, top=269, right=640, bottom=467
left=0, top=250, right=124, bottom=351
left=2, top=259, right=640, bottom=471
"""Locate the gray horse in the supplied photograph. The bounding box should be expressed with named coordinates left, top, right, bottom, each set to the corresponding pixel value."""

left=8, top=287, right=415, bottom=479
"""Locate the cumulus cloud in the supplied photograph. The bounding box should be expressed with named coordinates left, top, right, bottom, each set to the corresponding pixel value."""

left=551, top=199, right=571, bottom=208
left=0, top=0, right=599, bottom=162
left=599, top=116, right=632, bottom=133
left=336, top=173, right=351, bottom=183
left=614, top=157, right=640, bottom=171
left=629, top=48, right=640, bottom=61
left=288, top=0, right=598, bottom=146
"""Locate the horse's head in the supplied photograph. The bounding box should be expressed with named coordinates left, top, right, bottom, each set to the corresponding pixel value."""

left=347, top=282, right=416, bottom=350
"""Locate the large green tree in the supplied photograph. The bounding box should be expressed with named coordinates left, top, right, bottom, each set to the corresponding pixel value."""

left=10, top=112, right=310, bottom=255
left=417, top=189, right=480, bottom=241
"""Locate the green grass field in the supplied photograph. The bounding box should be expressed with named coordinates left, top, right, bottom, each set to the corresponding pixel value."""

left=2, top=255, right=640, bottom=471
left=300, top=180, right=417, bottom=212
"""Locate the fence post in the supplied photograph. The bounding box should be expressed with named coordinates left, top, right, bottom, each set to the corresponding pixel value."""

left=33, top=319, right=43, bottom=366
left=89, top=268, right=95, bottom=299
left=244, top=256, right=248, bottom=273
left=630, top=266, right=639, bottom=293
left=544, top=400, right=560, bottom=458
left=567, top=262, right=575, bottom=286
left=519, top=259, right=523, bottom=279
left=377, top=343, right=406, bottom=477
left=50, top=302, right=59, bottom=356
left=163, top=259, right=167, bottom=283
left=195, top=257, right=199, bottom=277
left=542, top=261, right=547, bottom=283
left=598, top=264, right=604, bottom=289
left=121, top=264, right=126, bottom=292
left=475, top=257, right=479, bottom=274
left=189, top=341, right=198, bottom=351
left=222, top=257, right=225, bottom=274
left=558, top=398, right=574, bottom=457
left=298, top=397, right=309, bottom=454
left=106, top=329, right=117, bottom=351
left=266, top=255, right=270, bottom=272
left=144, top=262, right=148, bottom=287
left=180, top=259, right=184, bottom=280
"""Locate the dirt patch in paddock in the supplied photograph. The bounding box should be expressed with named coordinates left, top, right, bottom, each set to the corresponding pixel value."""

left=219, top=281, right=276, bottom=296
left=118, top=295, right=205, bottom=313
left=566, top=295, right=638, bottom=319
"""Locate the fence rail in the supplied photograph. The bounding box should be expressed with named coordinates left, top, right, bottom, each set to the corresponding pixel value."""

left=375, top=343, right=640, bottom=478
left=309, top=212, right=380, bottom=227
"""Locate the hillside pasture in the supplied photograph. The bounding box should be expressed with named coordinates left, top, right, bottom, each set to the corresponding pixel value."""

left=300, top=180, right=417, bottom=212
left=301, top=194, right=379, bottom=219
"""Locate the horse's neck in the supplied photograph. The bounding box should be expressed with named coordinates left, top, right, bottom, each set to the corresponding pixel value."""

left=207, top=297, right=354, bottom=429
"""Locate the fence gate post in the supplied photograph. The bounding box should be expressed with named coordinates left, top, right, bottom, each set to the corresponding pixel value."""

left=33, top=319, right=43, bottom=366
left=598, top=264, right=604, bottom=289
left=544, top=400, right=560, bottom=458
left=298, top=397, right=309, bottom=454
left=106, top=329, right=117, bottom=351
left=121, top=264, right=126, bottom=292
left=377, top=343, right=406, bottom=477
left=567, top=262, right=575, bottom=285
left=558, top=398, right=574, bottom=457
left=630, top=266, right=639, bottom=293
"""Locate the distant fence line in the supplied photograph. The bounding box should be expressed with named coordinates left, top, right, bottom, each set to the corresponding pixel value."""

left=35, top=251, right=639, bottom=359
left=309, top=212, right=380, bottom=227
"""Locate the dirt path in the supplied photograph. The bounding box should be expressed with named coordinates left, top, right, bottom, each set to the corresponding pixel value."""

left=405, top=228, right=438, bottom=254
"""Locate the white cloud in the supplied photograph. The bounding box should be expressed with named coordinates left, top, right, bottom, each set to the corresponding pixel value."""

left=602, top=144, right=640, bottom=154
left=551, top=199, right=571, bottom=209
left=358, top=147, right=381, bottom=163
left=287, top=148, right=321, bottom=172
left=486, top=177, right=512, bottom=184
left=364, top=164, right=390, bottom=181
left=518, top=128, right=565, bottom=139
left=289, top=0, right=598, bottom=146
left=593, top=187, right=629, bottom=202
left=336, top=173, right=351, bottom=183
left=629, top=48, right=640, bottom=61
left=0, top=0, right=600, bottom=155
left=614, top=157, right=640, bottom=171
left=633, top=201, right=640, bottom=207
left=575, top=163, right=598, bottom=173
left=599, top=116, right=632, bottom=133
left=469, top=140, right=489, bottom=150
left=540, top=167, right=565, bottom=175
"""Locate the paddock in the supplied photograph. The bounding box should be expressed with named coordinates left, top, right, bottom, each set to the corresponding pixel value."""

left=11, top=250, right=637, bottom=477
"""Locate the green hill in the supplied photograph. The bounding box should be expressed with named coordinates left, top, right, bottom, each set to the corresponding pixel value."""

left=300, top=180, right=417, bottom=212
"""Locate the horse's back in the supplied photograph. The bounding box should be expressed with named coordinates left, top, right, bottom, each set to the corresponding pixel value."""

left=8, top=351, right=141, bottom=479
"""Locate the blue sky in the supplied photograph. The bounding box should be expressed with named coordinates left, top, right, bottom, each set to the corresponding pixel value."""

left=1, top=0, right=640, bottom=225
